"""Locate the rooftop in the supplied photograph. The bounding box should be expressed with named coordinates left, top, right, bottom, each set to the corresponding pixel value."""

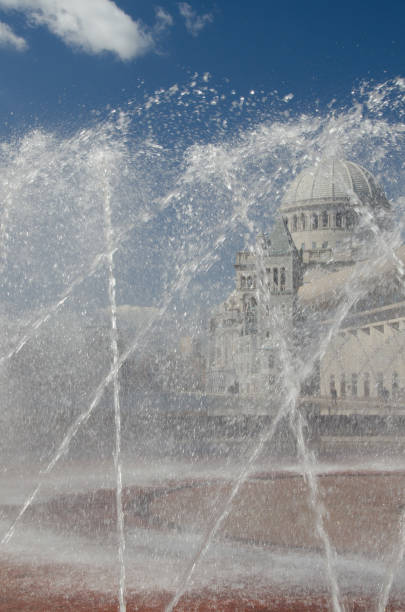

left=281, top=159, right=389, bottom=211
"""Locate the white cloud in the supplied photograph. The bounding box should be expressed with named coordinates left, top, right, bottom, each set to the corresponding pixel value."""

left=0, top=0, right=153, bottom=60
left=178, top=2, right=213, bottom=37
left=0, top=20, right=27, bottom=50
left=155, top=6, right=173, bottom=32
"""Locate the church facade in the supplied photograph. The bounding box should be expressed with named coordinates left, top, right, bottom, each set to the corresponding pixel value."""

left=206, top=159, right=405, bottom=406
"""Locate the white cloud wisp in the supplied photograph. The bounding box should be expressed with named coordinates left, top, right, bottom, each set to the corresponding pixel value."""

left=178, top=2, right=213, bottom=37
left=0, top=0, right=153, bottom=60
left=155, top=6, right=173, bottom=32
left=0, top=20, right=26, bottom=50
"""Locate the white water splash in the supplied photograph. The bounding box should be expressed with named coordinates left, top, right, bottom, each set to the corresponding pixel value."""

left=1, top=77, right=405, bottom=612
left=101, top=160, right=126, bottom=612
left=164, top=214, right=404, bottom=611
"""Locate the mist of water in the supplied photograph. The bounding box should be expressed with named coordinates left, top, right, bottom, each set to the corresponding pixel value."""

left=1, top=76, right=405, bottom=610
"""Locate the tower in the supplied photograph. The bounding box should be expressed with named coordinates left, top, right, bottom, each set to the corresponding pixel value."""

left=207, top=215, right=302, bottom=395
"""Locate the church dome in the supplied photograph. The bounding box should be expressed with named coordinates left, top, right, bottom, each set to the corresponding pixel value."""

left=279, top=159, right=391, bottom=266
left=281, top=158, right=388, bottom=211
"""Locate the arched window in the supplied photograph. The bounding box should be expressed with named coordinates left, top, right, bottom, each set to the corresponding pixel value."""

left=284, top=217, right=288, bottom=228
left=340, top=373, right=346, bottom=397
left=300, top=213, right=306, bottom=230
left=244, top=297, right=257, bottom=334
left=240, top=276, right=246, bottom=288
left=335, top=211, right=342, bottom=228
left=273, top=267, right=278, bottom=287
left=392, top=371, right=399, bottom=399
left=364, top=373, right=370, bottom=397
left=351, top=373, right=358, bottom=397
left=292, top=215, right=298, bottom=231
left=311, top=213, right=318, bottom=229
left=247, top=275, right=254, bottom=288
left=322, top=211, right=328, bottom=227
left=377, top=373, right=384, bottom=397
left=346, top=211, right=354, bottom=228
left=280, top=267, right=286, bottom=292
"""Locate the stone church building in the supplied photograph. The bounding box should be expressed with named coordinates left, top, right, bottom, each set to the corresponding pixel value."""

left=207, top=158, right=405, bottom=405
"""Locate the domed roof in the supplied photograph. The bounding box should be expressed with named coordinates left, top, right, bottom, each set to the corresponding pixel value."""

left=281, top=158, right=388, bottom=211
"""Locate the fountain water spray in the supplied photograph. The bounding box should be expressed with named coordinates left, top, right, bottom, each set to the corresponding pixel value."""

left=1, top=78, right=405, bottom=612
left=0, top=199, right=248, bottom=547
left=378, top=510, right=405, bottom=611
left=100, top=156, right=126, bottom=612
left=164, top=204, right=405, bottom=612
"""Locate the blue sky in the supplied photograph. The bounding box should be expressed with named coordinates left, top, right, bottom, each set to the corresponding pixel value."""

left=0, top=0, right=403, bottom=134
